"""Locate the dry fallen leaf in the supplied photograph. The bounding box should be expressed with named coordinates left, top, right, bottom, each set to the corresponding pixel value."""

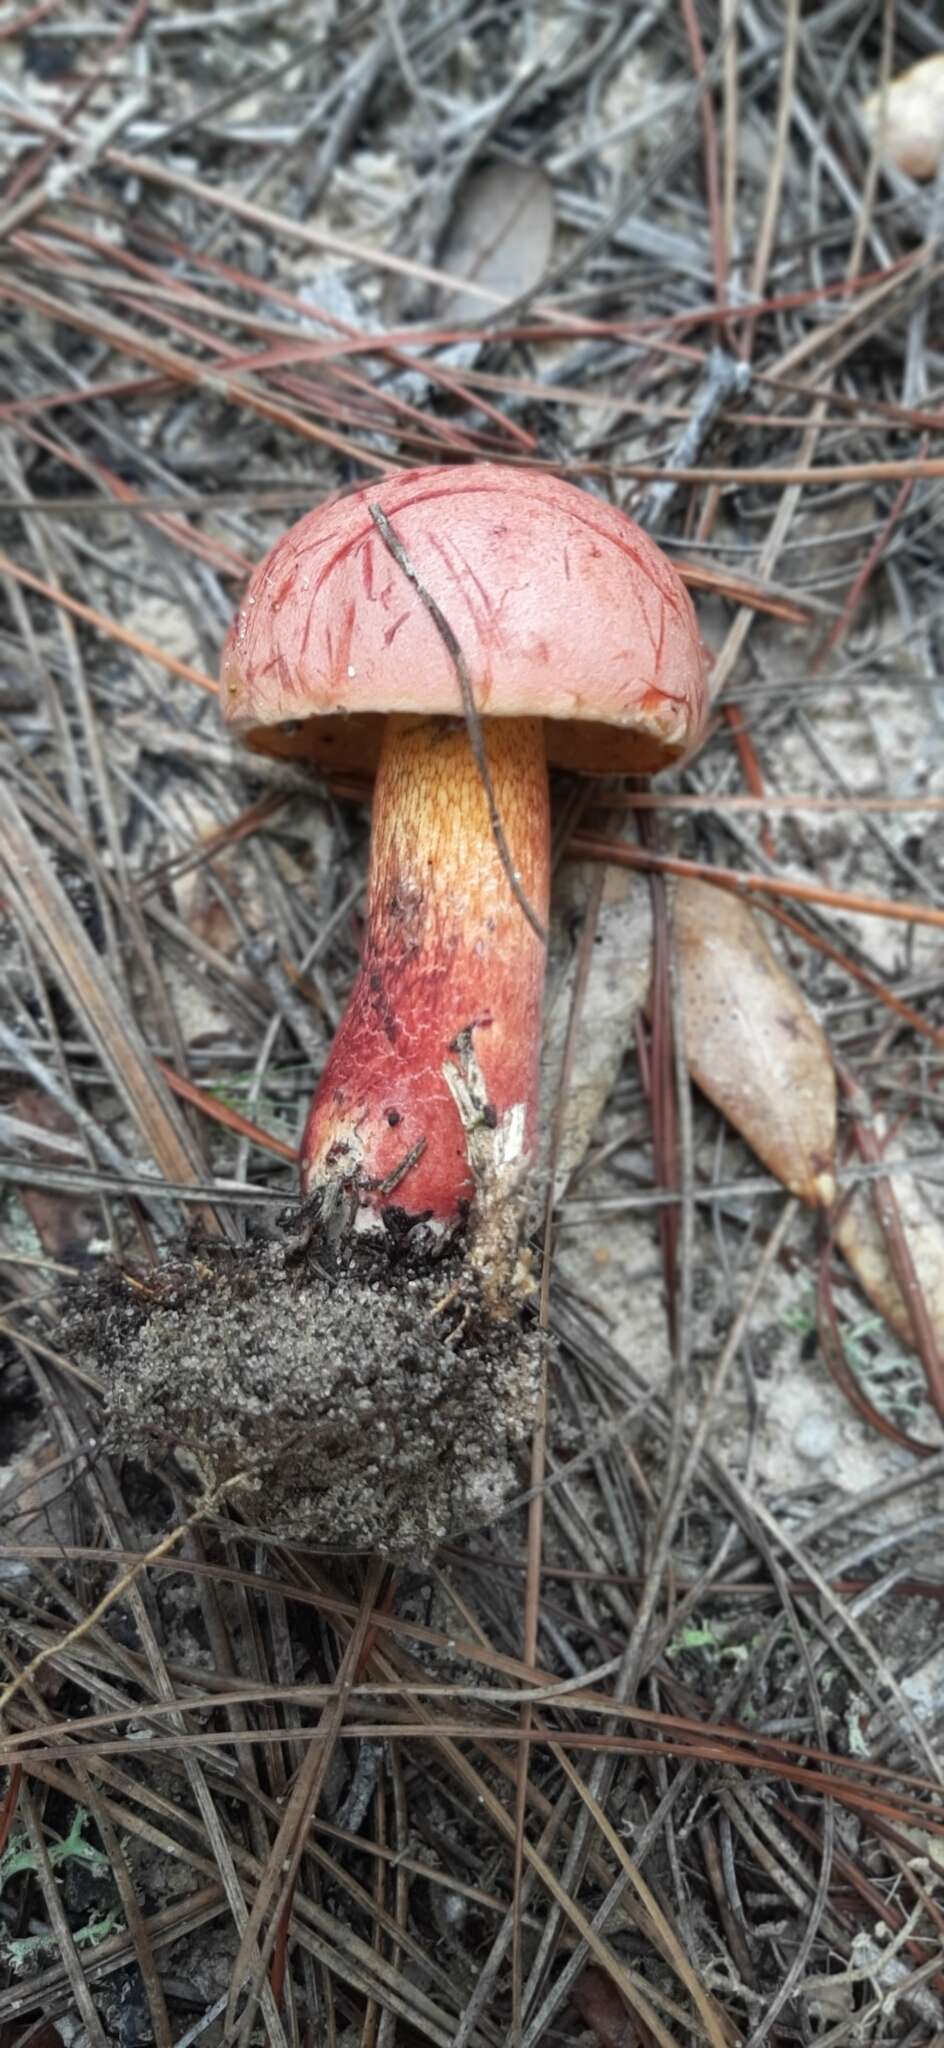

left=436, top=159, right=555, bottom=322
left=862, top=53, right=944, bottom=180
left=670, top=881, right=944, bottom=1364
left=9, top=1088, right=98, bottom=1262
left=672, top=877, right=837, bottom=1207
left=541, top=861, right=653, bottom=1199
left=550, top=874, right=944, bottom=1365
left=570, top=1967, right=641, bottom=2048
left=835, top=1145, right=944, bottom=1354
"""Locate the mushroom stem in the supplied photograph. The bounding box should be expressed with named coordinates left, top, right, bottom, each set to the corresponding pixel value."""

left=301, top=713, right=550, bottom=1227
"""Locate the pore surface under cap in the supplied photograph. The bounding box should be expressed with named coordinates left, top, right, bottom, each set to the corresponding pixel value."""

left=221, top=465, right=708, bottom=771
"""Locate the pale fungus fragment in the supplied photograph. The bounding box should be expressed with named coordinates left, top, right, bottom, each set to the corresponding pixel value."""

left=862, top=53, right=944, bottom=181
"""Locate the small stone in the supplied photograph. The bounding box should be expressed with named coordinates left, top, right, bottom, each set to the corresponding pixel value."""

left=793, top=1412, right=838, bottom=1463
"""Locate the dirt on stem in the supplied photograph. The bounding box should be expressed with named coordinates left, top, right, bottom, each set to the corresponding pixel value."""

left=62, top=1204, right=542, bottom=1561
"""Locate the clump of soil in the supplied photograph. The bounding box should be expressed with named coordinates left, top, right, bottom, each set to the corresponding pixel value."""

left=64, top=1206, right=541, bottom=1559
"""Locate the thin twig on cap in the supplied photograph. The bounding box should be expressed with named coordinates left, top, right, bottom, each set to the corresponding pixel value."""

left=368, top=502, right=548, bottom=945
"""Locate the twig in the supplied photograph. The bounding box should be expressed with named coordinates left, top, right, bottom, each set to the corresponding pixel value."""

left=635, top=347, right=749, bottom=532
left=570, top=831, right=944, bottom=934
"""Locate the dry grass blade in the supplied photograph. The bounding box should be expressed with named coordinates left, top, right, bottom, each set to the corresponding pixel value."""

left=512, top=869, right=606, bottom=2035
left=553, top=1747, right=727, bottom=2048
left=571, top=831, right=944, bottom=934
left=15, top=1777, right=110, bottom=2048
left=834, top=1065, right=944, bottom=1388
left=226, top=1559, right=387, bottom=2041
left=816, top=1220, right=938, bottom=1458
left=0, top=1887, right=225, bottom=2026
left=0, top=1476, right=248, bottom=1721
left=0, top=273, right=398, bottom=475
left=0, top=785, right=222, bottom=1233
left=65, top=1771, right=174, bottom=2048
left=0, top=547, right=218, bottom=694
left=154, top=1057, right=297, bottom=1163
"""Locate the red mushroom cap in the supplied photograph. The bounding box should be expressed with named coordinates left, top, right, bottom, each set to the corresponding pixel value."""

left=222, top=464, right=709, bottom=775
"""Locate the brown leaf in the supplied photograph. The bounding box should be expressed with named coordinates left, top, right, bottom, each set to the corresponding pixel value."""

left=437, top=160, right=555, bottom=322
left=672, top=877, right=837, bottom=1206
left=571, top=1968, right=644, bottom=2048
left=541, top=862, right=653, bottom=1198
left=9, top=1087, right=97, bottom=1260
left=835, top=1154, right=944, bottom=1357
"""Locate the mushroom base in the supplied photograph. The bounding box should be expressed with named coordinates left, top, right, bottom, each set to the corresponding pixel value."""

left=66, top=1224, right=542, bottom=1560
left=301, top=714, right=550, bottom=1226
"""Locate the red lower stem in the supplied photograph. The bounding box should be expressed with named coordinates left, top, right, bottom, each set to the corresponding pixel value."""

left=300, top=715, right=550, bottom=1224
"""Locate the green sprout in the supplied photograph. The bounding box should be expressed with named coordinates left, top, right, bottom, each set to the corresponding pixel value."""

left=0, top=1805, right=109, bottom=1896
left=667, top=1620, right=754, bottom=1667
left=0, top=1808, right=121, bottom=1976
left=3, top=1911, right=123, bottom=1977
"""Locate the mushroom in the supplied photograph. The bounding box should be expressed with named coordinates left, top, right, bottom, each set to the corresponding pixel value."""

left=862, top=53, right=944, bottom=181
left=222, top=465, right=708, bottom=1252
